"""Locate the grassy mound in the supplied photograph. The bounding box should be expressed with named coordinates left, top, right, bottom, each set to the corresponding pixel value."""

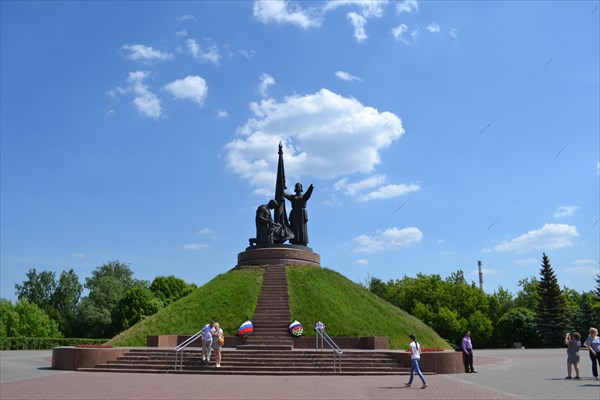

left=107, top=267, right=263, bottom=346
left=287, top=266, right=450, bottom=349
left=108, top=265, right=450, bottom=350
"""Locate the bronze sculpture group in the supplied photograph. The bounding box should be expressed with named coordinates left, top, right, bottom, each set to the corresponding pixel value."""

left=252, top=143, right=314, bottom=248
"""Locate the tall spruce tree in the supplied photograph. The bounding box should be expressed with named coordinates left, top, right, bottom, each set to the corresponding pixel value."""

left=536, top=253, right=569, bottom=347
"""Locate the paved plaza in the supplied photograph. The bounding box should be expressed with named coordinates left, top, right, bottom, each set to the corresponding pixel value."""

left=1, top=348, right=599, bottom=399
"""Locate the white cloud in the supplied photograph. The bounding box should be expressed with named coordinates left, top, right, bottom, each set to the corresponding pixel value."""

left=176, top=28, right=188, bottom=37
left=323, top=1, right=387, bottom=19
left=565, top=259, right=600, bottom=277
left=353, top=227, right=423, bottom=253
left=225, top=88, right=404, bottom=193
left=187, top=38, right=221, bottom=66
left=258, top=73, right=276, bottom=97
left=426, top=23, right=440, bottom=33
left=177, top=15, right=196, bottom=23
left=164, top=75, right=208, bottom=106
left=197, top=228, right=213, bottom=235
left=334, top=175, right=420, bottom=201
left=392, top=24, right=409, bottom=44
left=396, top=0, right=418, bottom=14
left=253, top=0, right=320, bottom=29
left=514, top=258, right=539, bottom=267
left=216, top=109, right=228, bottom=118
left=182, top=243, right=209, bottom=251
left=449, top=28, right=459, bottom=38
left=238, top=49, right=256, bottom=58
left=72, top=252, right=85, bottom=258
left=121, top=44, right=173, bottom=63
left=483, top=223, right=578, bottom=253
left=357, top=258, right=369, bottom=265
left=554, top=205, right=579, bottom=218
left=335, top=71, right=361, bottom=82
left=347, top=12, right=368, bottom=42
left=127, top=70, right=162, bottom=119
left=596, top=161, right=600, bottom=175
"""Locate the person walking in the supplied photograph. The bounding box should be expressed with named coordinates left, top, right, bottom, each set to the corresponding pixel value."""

left=462, top=330, right=477, bottom=373
left=404, top=334, right=427, bottom=389
left=201, top=321, right=215, bottom=364
left=564, top=332, right=581, bottom=379
left=211, top=322, right=224, bottom=368
left=584, top=327, right=600, bottom=380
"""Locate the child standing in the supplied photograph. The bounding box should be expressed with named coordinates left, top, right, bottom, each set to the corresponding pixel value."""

left=565, top=332, right=581, bottom=379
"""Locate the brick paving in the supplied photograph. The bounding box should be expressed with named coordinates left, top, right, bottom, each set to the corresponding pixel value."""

left=1, top=349, right=599, bottom=400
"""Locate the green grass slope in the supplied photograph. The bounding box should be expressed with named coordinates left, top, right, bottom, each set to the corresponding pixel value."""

left=108, top=267, right=263, bottom=346
left=108, top=265, right=450, bottom=350
left=287, top=266, right=450, bottom=350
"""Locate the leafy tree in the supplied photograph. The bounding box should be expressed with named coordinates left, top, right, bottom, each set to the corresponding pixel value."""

left=150, top=276, right=196, bottom=305
left=536, top=253, right=569, bottom=347
left=13, top=300, right=62, bottom=337
left=51, top=269, right=83, bottom=336
left=514, top=277, right=540, bottom=310
left=431, top=306, right=467, bottom=344
left=15, top=268, right=56, bottom=311
left=468, top=310, right=494, bottom=346
left=112, top=287, right=162, bottom=331
left=73, top=260, right=145, bottom=338
left=575, top=292, right=600, bottom=335
left=496, top=307, right=539, bottom=348
left=14, top=268, right=83, bottom=336
left=0, top=299, right=19, bottom=337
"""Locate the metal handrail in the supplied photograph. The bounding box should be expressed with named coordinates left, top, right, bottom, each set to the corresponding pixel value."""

left=174, top=329, right=203, bottom=370
left=315, top=329, right=343, bottom=373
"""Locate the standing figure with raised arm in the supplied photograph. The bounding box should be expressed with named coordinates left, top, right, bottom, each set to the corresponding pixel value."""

left=284, top=182, right=314, bottom=246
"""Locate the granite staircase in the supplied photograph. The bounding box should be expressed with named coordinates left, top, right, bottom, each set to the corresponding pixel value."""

left=237, top=265, right=293, bottom=350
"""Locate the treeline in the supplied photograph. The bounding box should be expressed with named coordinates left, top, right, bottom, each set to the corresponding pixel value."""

left=1, top=260, right=196, bottom=340
left=367, top=253, right=600, bottom=348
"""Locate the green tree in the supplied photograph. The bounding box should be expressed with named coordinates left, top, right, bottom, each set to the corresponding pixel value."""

left=496, top=307, right=539, bottom=348
left=150, top=276, right=196, bottom=305
left=536, top=253, right=569, bottom=347
left=468, top=310, right=494, bottom=346
left=51, top=269, right=83, bottom=336
left=514, top=277, right=540, bottom=310
left=575, top=292, right=600, bottom=335
left=73, top=261, right=145, bottom=338
left=13, top=300, right=62, bottom=337
left=0, top=299, right=19, bottom=337
left=112, top=287, right=162, bottom=331
left=15, top=269, right=56, bottom=306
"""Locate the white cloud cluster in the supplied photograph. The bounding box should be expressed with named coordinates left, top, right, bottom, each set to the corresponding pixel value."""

left=225, top=88, right=404, bottom=193
left=483, top=223, right=578, bottom=253
left=335, top=71, right=361, bottom=82
left=182, top=243, right=209, bottom=251
left=347, top=12, right=368, bottom=42
left=258, top=73, right=276, bottom=97
left=253, top=0, right=320, bottom=29
left=334, top=175, right=420, bottom=202
left=353, top=227, right=423, bottom=253
left=565, top=259, right=600, bottom=277
left=164, top=75, right=208, bottom=106
left=187, top=38, right=221, bottom=66
left=553, top=205, right=579, bottom=218
left=426, top=23, right=440, bottom=33
left=127, top=71, right=162, bottom=119
left=396, top=0, right=419, bottom=14
left=121, top=44, right=173, bottom=63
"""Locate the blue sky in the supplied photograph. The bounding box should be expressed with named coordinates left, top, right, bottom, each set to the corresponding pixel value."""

left=1, top=1, right=599, bottom=302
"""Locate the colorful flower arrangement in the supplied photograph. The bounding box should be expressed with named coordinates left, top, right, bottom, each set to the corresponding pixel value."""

left=289, top=320, right=303, bottom=337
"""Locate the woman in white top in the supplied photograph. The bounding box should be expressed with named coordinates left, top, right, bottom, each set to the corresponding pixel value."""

left=211, top=322, right=224, bottom=368
left=404, top=334, right=427, bottom=389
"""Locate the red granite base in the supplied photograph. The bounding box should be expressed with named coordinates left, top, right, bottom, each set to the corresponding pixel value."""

left=237, top=245, right=321, bottom=267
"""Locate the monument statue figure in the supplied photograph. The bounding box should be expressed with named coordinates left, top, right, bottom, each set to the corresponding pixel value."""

left=284, top=182, right=314, bottom=246
left=255, top=199, right=279, bottom=246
